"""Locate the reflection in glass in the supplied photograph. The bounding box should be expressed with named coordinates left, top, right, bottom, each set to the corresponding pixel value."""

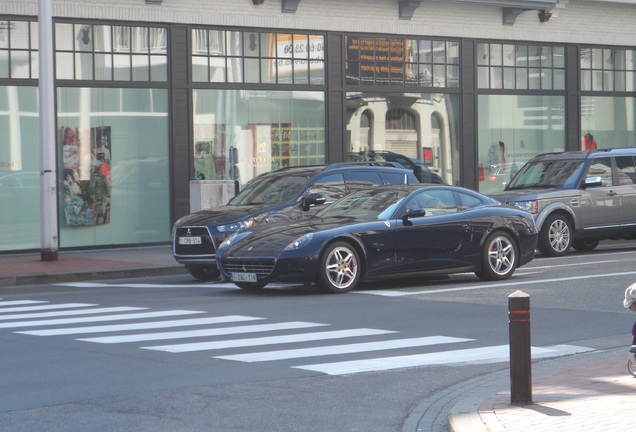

left=0, top=86, right=40, bottom=251
left=345, top=92, right=460, bottom=186
left=192, top=89, right=325, bottom=186
left=581, top=96, right=636, bottom=150
left=57, top=87, right=170, bottom=247
left=477, top=95, right=565, bottom=194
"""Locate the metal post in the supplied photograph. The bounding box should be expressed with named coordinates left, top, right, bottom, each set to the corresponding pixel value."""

left=509, top=290, right=532, bottom=404
left=38, top=0, right=59, bottom=261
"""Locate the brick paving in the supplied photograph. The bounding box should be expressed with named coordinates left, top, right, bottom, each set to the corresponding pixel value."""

left=477, top=353, right=635, bottom=432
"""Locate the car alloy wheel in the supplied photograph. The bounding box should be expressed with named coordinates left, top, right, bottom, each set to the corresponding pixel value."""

left=317, top=241, right=360, bottom=293
left=476, top=231, right=517, bottom=281
left=538, top=214, right=572, bottom=257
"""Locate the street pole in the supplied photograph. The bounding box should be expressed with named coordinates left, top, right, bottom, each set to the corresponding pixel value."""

left=38, top=0, right=59, bottom=261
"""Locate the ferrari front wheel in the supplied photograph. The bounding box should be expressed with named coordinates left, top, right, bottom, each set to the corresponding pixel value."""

left=317, top=241, right=361, bottom=294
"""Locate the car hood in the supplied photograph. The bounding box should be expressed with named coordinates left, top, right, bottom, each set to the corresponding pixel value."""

left=489, top=188, right=580, bottom=203
left=221, top=216, right=371, bottom=256
left=174, top=204, right=280, bottom=227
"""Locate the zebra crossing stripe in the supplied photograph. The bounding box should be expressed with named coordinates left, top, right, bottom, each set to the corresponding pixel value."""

left=17, top=315, right=264, bottom=336
left=78, top=321, right=330, bottom=344
left=0, top=310, right=205, bottom=329
left=0, top=300, right=49, bottom=307
left=0, top=306, right=146, bottom=321
left=293, top=344, right=594, bottom=375
left=143, top=328, right=396, bottom=353
left=0, top=303, right=97, bottom=314
left=215, top=336, right=474, bottom=362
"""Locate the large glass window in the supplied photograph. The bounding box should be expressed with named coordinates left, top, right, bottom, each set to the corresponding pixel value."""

left=477, top=43, right=565, bottom=90
left=581, top=96, right=636, bottom=149
left=192, top=89, right=325, bottom=185
left=55, top=23, right=168, bottom=82
left=477, top=95, right=565, bottom=194
left=0, top=19, right=39, bottom=79
left=0, top=86, right=40, bottom=251
left=57, top=87, right=170, bottom=247
left=345, top=92, right=460, bottom=185
left=580, top=47, right=636, bottom=92
left=345, top=36, right=460, bottom=88
left=192, top=29, right=325, bottom=85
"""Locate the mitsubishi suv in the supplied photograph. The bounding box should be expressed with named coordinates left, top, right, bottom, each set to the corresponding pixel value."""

left=490, top=148, right=636, bottom=257
left=172, top=162, right=419, bottom=280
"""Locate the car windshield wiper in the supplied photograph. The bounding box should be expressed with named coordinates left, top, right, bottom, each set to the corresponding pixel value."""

left=508, top=184, right=558, bottom=190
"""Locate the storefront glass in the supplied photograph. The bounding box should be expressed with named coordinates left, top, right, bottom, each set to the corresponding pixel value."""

left=192, top=89, right=325, bottom=185
left=580, top=96, right=636, bottom=149
left=57, top=87, right=170, bottom=247
left=0, top=86, right=40, bottom=251
left=345, top=92, right=460, bottom=185
left=477, top=94, right=565, bottom=194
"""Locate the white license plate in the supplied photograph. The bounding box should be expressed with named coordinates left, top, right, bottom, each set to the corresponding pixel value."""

left=231, top=272, right=257, bottom=283
left=179, top=236, right=202, bottom=245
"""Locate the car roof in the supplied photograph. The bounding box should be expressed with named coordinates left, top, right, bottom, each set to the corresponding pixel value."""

left=530, top=148, right=636, bottom=162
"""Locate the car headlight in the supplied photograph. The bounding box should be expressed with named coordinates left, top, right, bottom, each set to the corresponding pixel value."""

left=217, top=219, right=254, bottom=233
left=218, top=231, right=251, bottom=250
left=509, top=200, right=538, bottom=214
left=284, top=233, right=314, bottom=251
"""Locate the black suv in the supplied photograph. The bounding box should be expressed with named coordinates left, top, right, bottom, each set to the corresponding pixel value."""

left=172, top=163, right=419, bottom=280
left=490, top=148, right=636, bottom=257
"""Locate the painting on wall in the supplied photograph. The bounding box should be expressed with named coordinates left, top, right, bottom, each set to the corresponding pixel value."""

left=61, top=126, right=112, bottom=226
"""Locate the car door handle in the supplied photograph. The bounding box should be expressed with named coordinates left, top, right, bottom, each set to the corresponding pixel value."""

left=607, top=190, right=617, bottom=196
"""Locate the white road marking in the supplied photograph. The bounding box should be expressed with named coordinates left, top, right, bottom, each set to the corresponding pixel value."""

left=17, top=315, right=264, bottom=336
left=0, top=310, right=204, bottom=328
left=0, top=300, right=49, bottom=307
left=0, top=306, right=146, bottom=321
left=215, top=336, right=474, bottom=362
left=358, top=270, right=636, bottom=297
left=293, top=344, right=594, bottom=375
left=0, top=303, right=97, bottom=313
left=524, top=259, right=620, bottom=270
left=143, top=328, right=397, bottom=353
left=79, top=321, right=330, bottom=344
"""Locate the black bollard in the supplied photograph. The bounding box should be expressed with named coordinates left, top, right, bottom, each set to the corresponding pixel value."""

left=509, top=290, right=532, bottom=404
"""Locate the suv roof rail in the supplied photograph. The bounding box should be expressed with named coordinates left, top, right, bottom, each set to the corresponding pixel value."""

left=326, top=161, right=404, bottom=169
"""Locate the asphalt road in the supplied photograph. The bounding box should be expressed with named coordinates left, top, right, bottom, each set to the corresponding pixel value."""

left=1, top=243, right=635, bottom=432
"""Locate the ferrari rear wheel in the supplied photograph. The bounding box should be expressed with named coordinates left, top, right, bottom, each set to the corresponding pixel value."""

left=186, top=265, right=220, bottom=281
left=317, top=241, right=361, bottom=294
left=235, top=281, right=267, bottom=291
left=476, top=231, right=517, bottom=281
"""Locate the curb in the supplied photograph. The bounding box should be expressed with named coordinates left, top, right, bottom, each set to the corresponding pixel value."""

left=0, top=266, right=188, bottom=288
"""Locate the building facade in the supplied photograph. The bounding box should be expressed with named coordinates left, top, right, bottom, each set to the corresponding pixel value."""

left=1, top=0, right=636, bottom=252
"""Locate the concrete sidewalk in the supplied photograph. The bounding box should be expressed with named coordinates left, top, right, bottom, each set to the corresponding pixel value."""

left=0, top=245, right=186, bottom=287
left=444, top=347, right=635, bottom=432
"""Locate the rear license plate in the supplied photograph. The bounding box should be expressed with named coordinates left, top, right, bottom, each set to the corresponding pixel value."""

left=179, top=236, right=202, bottom=245
left=231, top=272, right=257, bottom=283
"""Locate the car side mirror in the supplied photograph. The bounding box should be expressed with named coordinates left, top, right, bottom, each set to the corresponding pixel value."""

left=302, top=193, right=326, bottom=211
left=584, top=176, right=603, bottom=188
left=403, top=208, right=427, bottom=219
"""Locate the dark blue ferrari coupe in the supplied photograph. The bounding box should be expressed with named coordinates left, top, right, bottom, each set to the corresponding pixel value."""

left=216, top=185, right=538, bottom=293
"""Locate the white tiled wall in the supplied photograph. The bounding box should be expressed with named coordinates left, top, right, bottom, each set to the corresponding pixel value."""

left=2, top=0, right=636, bottom=46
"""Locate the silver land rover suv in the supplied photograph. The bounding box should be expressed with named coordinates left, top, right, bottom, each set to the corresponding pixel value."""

left=489, top=148, right=636, bottom=257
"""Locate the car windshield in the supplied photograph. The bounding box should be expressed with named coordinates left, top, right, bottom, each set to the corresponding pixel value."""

left=228, top=172, right=313, bottom=205
left=506, top=159, right=585, bottom=190
left=316, top=189, right=409, bottom=220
